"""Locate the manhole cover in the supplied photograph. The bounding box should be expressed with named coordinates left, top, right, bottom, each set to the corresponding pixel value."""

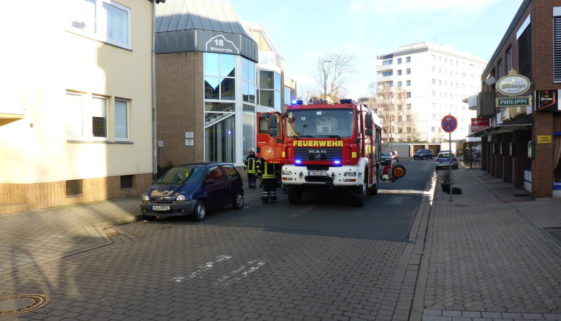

left=0, top=294, right=51, bottom=317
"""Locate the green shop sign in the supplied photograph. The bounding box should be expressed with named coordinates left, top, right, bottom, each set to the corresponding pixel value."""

left=496, top=96, right=530, bottom=108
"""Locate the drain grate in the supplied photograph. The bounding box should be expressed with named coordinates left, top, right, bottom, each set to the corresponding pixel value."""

left=0, top=294, right=51, bottom=317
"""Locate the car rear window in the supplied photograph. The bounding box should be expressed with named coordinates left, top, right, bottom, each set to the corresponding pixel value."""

left=222, top=165, right=240, bottom=180
left=157, top=166, right=204, bottom=185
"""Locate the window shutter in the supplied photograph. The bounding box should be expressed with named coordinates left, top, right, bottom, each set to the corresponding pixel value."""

left=554, top=17, right=561, bottom=82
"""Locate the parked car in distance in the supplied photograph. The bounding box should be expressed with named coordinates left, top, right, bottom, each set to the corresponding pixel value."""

left=140, top=162, right=244, bottom=221
left=386, top=150, right=399, bottom=162
left=381, top=152, right=395, bottom=165
left=414, top=149, right=434, bottom=160
left=435, top=151, right=459, bottom=170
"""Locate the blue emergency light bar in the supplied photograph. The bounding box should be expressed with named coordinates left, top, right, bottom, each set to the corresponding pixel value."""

left=291, top=100, right=304, bottom=105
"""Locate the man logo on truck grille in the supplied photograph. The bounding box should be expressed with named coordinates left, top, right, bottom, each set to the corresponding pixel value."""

left=308, top=149, right=327, bottom=160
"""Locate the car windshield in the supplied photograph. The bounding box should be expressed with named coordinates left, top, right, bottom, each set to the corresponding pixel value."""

left=286, top=108, right=354, bottom=138
left=381, top=152, right=391, bottom=157
left=157, top=166, right=205, bottom=185
left=438, top=153, right=454, bottom=158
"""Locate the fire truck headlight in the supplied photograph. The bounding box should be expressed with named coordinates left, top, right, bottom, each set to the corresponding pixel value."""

left=344, top=172, right=357, bottom=177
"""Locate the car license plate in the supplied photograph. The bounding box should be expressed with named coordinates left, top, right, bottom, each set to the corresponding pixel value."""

left=152, top=205, right=170, bottom=211
left=308, top=170, right=327, bottom=176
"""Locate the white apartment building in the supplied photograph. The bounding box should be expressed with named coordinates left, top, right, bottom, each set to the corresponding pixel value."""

left=376, top=42, right=486, bottom=143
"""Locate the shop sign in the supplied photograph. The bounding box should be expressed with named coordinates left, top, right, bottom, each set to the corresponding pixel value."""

left=496, top=96, right=530, bottom=108
left=537, top=135, right=552, bottom=144
left=496, top=72, right=531, bottom=96
left=536, top=90, right=558, bottom=112
left=470, top=117, right=489, bottom=132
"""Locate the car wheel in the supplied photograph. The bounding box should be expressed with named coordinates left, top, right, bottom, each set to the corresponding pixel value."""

left=232, top=192, right=244, bottom=210
left=192, top=200, right=206, bottom=221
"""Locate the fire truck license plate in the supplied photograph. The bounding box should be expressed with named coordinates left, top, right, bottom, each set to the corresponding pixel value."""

left=308, top=170, right=327, bottom=176
left=152, top=205, right=170, bottom=211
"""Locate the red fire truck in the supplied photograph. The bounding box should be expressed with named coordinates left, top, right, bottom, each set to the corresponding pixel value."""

left=256, top=99, right=384, bottom=206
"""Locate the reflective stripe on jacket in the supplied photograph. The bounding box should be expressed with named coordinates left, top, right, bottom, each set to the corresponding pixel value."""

left=244, top=157, right=258, bottom=174
left=260, top=161, right=278, bottom=179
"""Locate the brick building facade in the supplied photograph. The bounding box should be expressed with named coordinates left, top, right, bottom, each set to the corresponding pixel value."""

left=474, top=0, right=561, bottom=198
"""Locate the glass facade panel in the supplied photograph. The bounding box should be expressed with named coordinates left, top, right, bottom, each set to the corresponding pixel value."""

left=260, top=71, right=274, bottom=89
left=220, top=54, right=236, bottom=77
left=205, top=115, right=235, bottom=162
left=259, top=90, right=274, bottom=107
left=243, top=104, right=255, bottom=153
left=204, top=53, right=220, bottom=76
left=221, top=78, right=235, bottom=100
left=204, top=77, right=220, bottom=99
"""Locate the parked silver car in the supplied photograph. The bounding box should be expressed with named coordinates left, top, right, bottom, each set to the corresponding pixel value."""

left=435, top=151, right=459, bottom=170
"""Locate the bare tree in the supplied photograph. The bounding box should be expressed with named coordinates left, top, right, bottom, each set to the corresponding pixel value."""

left=313, top=53, right=354, bottom=103
left=374, top=82, right=418, bottom=143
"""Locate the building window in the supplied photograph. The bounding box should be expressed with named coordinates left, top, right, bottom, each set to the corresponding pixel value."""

left=397, top=58, right=402, bottom=64
left=66, top=92, right=108, bottom=140
left=406, top=92, right=411, bottom=98
left=406, top=56, right=411, bottom=63
left=259, top=71, right=281, bottom=110
left=518, top=19, right=532, bottom=79
left=406, top=68, right=411, bottom=75
left=120, top=175, right=133, bottom=189
left=66, top=179, right=83, bottom=196
left=382, top=71, right=393, bottom=77
left=497, top=59, right=504, bottom=79
left=406, top=104, right=411, bottom=110
left=242, top=58, right=256, bottom=103
left=204, top=53, right=236, bottom=101
left=383, top=59, right=392, bottom=65
left=68, top=0, right=131, bottom=49
left=243, top=104, right=255, bottom=155
left=205, top=113, right=235, bottom=162
left=397, top=81, right=402, bottom=87
left=114, top=99, right=128, bottom=141
left=406, top=80, right=411, bottom=86
left=554, top=15, right=561, bottom=82
left=397, top=70, right=402, bottom=76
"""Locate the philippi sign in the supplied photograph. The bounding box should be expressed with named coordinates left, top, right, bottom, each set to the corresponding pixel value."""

left=496, top=70, right=531, bottom=96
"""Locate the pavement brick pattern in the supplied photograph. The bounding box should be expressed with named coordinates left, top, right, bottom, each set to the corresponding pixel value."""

left=0, top=199, right=139, bottom=276
left=0, top=223, right=407, bottom=321
left=421, top=169, right=561, bottom=321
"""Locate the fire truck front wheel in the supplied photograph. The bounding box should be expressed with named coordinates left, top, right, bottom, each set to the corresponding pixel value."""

left=287, top=188, right=303, bottom=204
left=352, top=184, right=367, bottom=207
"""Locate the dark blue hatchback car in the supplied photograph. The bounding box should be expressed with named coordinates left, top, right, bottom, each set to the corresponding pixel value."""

left=140, top=162, right=244, bottom=221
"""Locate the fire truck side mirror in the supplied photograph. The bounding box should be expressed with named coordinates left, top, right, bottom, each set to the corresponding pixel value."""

left=365, top=112, right=373, bottom=129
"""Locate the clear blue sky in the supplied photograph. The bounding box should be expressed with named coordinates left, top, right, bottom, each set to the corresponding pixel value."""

left=230, top=0, right=524, bottom=99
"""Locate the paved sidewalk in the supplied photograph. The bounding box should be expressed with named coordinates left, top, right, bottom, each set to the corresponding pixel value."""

left=418, top=167, right=561, bottom=321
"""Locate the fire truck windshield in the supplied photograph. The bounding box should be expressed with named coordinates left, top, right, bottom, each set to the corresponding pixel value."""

left=286, top=109, right=354, bottom=139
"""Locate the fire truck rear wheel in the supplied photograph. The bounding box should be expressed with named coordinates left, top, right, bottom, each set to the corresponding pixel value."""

left=288, top=188, right=303, bottom=204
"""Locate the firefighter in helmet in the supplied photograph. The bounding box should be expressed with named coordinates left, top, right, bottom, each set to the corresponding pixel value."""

left=258, top=159, right=280, bottom=203
left=244, top=148, right=259, bottom=189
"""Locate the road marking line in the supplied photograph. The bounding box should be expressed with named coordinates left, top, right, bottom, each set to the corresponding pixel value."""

left=214, top=259, right=266, bottom=286
left=171, top=255, right=232, bottom=283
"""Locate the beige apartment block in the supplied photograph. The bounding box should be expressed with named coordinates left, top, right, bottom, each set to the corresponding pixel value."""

left=0, top=0, right=160, bottom=214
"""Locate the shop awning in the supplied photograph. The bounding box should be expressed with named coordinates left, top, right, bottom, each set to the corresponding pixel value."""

left=468, top=116, right=533, bottom=137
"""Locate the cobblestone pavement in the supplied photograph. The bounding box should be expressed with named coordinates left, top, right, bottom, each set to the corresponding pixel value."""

left=418, top=168, right=561, bottom=321
left=1, top=223, right=407, bottom=321
left=0, top=183, right=431, bottom=321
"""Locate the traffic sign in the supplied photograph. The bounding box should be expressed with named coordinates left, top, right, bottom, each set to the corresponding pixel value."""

left=441, top=115, right=457, bottom=133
